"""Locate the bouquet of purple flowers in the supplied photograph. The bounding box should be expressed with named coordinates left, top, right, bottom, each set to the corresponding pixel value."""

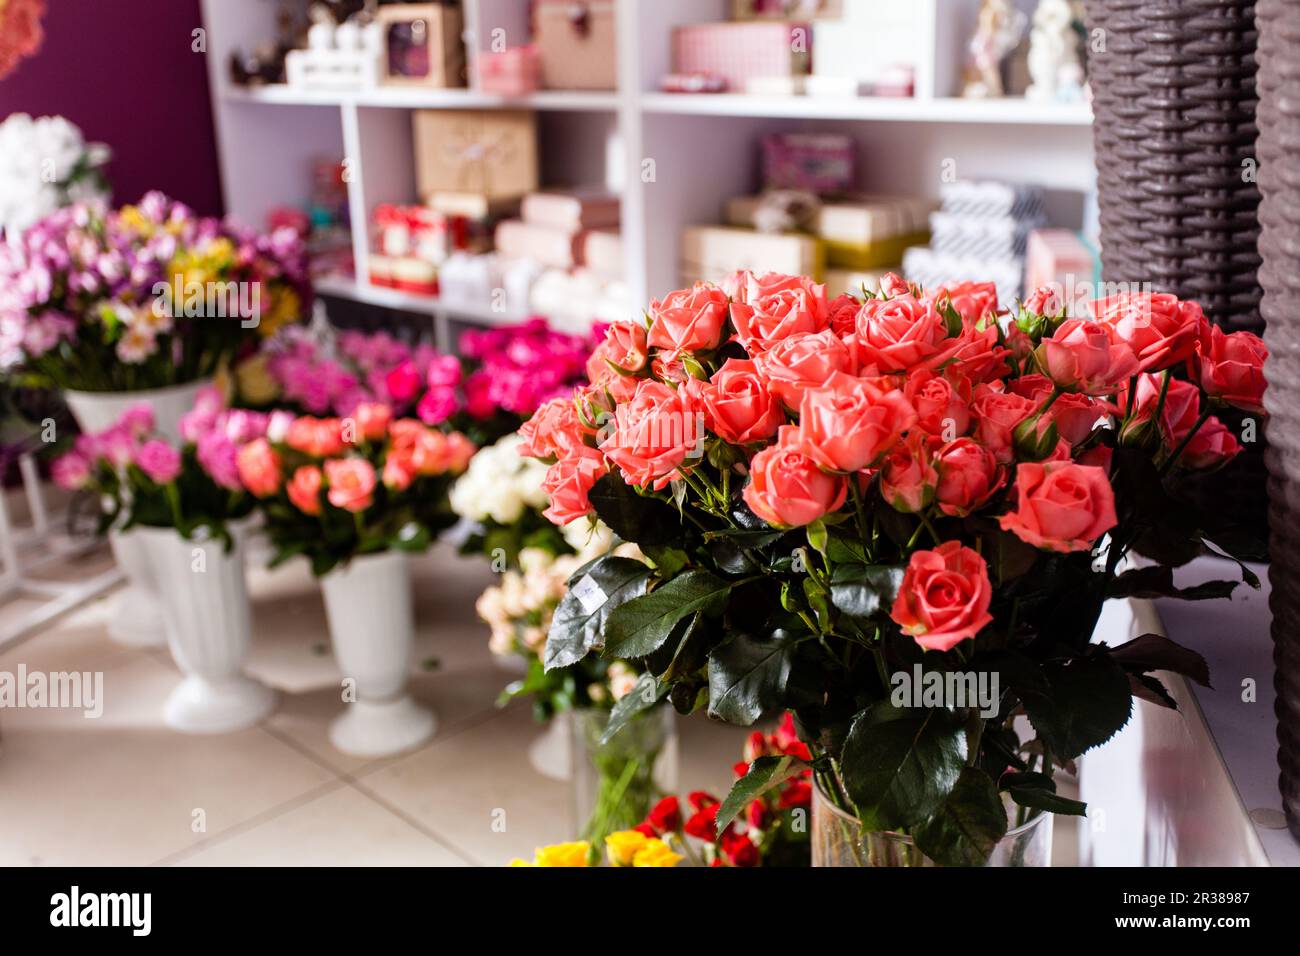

left=0, top=191, right=310, bottom=392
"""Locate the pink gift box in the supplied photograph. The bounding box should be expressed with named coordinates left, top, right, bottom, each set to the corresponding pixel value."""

left=762, top=133, right=856, bottom=194
left=672, top=22, right=811, bottom=91
left=477, top=45, right=541, bottom=97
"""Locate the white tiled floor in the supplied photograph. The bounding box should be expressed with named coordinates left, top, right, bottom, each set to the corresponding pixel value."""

left=0, top=542, right=750, bottom=867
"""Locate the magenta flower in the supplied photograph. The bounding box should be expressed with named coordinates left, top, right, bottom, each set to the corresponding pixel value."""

left=134, top=440, right=182, bottom=484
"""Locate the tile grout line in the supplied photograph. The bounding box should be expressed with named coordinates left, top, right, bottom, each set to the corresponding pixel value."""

left=343, top=777, right=484, bottom=867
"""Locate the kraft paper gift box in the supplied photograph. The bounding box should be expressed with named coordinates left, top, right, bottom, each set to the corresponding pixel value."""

left=824, top=267, right=894, bottom=298
left=413, top=110, right=538, bottom=202
left=376, top=2, right=466, bottom=88
left=672, top=22, right=812, bottom=92
left=494, top=220, right=581, bottom=270
left=536, top=0, right=618, bottom=91
left=477, top=45, right=541, bottom=97
left=522, top=189, right=621, bottom=231
left=680, top=226, right=824, bottom=285
left=581, top=229, right=624, bottom=280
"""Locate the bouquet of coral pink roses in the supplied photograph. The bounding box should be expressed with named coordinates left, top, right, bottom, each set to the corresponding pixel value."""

left=217, top=401, right=475, bottom=576
left=519, top=270, right=1266, bottom=866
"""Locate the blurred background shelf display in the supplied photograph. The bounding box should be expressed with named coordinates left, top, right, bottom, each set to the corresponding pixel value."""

left=203, top=0, right=1098, bottom=337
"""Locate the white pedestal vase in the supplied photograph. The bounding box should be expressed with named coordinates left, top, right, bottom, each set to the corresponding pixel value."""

left=65, top=381, right=210, bottom=649
left=136, top=525, right=277, bottom=733
left=528, top=710, right=572, bottom=782
left=320, top=551, right=435, bottom=757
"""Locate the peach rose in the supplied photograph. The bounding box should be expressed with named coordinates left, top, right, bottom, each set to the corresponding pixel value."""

left=1009, top=374, right=1107, bottom=446
left=799, top=370, right=916, bottom=473
left=235, top=438, right=282, bottom=498
left=1093, top=291, right=1202, bottom=372
left=928, top=280, right=999, bottom=326
left=382, top=454, right=416, bottom=492
left=1035, top=318, right=1139, bottom=394
left=934, top=437, right=1004, bottom=517
left=755, top=329, right=855, bottom=410
left=904, top=369, right=971, bottom=438
left=287, top=465, right=324, bottom=516
left=352, top=402, right=392, bottom=442
left=445, top=431, right=477, bottom=473
left=701, top=358, right=784, bottom=445
left=324, top=458, right=377, bottom=513
left=599, top=379, right=700, bottom=489
left=517, top=395, right=593, bottom=461
left=743, top=426, right=847, bottom=529
left=728, top=271, right=831, bottom=353
left=880, top=432, right=939, bottom=514
left=998, top=461, right=1118, bottom=553
left=587, top=322, right=648, bottom=402
left=1024, top=285, right=1065, bottom=319
left=828, top=293, right=863, bottom=337
left=890, top=542, right=993, bottom=652
left=389, top=420, right=450, bottom=476
left=286, top=417, right=348, bottom=458
left=1192, top=324, right=1268, bottom=416
left=1181, top=416, right=1242, bottom=470
left=648, top=283, right=728, bottom=353
left=971, top=383, right=1036, bottom=463
left=849, top=294, right=961, bottom=373
left=542, top=447, right=607, bottom=526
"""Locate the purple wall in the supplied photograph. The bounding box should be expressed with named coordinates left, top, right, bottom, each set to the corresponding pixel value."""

left=0, top=0, right=223, bottom=216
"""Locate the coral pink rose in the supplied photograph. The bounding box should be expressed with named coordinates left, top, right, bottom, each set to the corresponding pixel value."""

left=51, top=452, right=91, bottom=491
left=1010, top=374, right=1107, bottom=446
left=287, top=465, right=324, bottom=515
left=890, top=542, right=994, bottom=652
left=1118, top=374, right=1201, bottom=448
left=542, top=448, right=607, bottom=526
left=755, top=329, right=855, bottom=410
left=827, top=293, right=862, bottom=337
left=998, top=461, right=1118, bottom=553
left=701, top=358, right=783, bottom=445
left=849, top=294, right=960, bottom=373
left=1181, top=416, right=1242, bottom=470
left=934, top=437, right=1004, bottom=517
left=235, top=438, right=282, bottom=498
left=971, top=383, right=1036, bottom=463
left=445, top=431, right=476, bottom=473
left=1024, top=285, right=1065, bottom=319
left=798, top=370, right=917, bottom=473
left=648, top=283, right=728, bottom=353
left=1035, top=318, right=1139, bottom=394
left=517, top=395, right=592, bottom=461
left=389, top=420, right=450, bottom=476
left=904, top=369, right=971, bottom=438
left=728, top=271, right=831, bottom=353
left=587, top=321, right=648, bottom=402
left=878, top=272, right=916, bottom=298
left=928, top=281, right=999, bottom=326
left=324, top=458, right=377, bottom=513
left=352, top=402, right=392, bottom=442
left=880, top=432, right=939, bottom=513
left=599, top=380, right=700, bottom=489
left=1191, top=324, right=1268, bottom=416
left=1092, top=291, right=1202, bottom=372
left=286, top=417, right=347, bottom=458
left=945, top=323, right=1010, bottom=384
left=743, top=426, right=847, bottom=529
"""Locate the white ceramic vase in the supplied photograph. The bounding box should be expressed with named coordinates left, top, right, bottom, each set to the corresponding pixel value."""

left=136, top=525, right=276, bottom=733
left=64, top=381, right=210, bottom=648
left=320, top=550, right=435, bottom=757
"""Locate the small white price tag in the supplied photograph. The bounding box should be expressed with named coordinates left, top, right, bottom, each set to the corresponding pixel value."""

left=572, top=574, right=607, bottom=615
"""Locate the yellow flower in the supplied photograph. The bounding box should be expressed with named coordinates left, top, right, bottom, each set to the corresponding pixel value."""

left=604, top=829, right=650, bottom=867
left=233, top=353, right=281, bottom=406
left=258, top=287, right=301, bottom=337
left=632, top=838, right=684, bottom=868
left=116, top=205, right=152, bottom=236
left=533, top=841, right=591, bottom=867
left=507, top=858, right=535, bottom=867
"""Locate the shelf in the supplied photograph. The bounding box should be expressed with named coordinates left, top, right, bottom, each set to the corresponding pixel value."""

left=313, top=274, right=526, bottom=325
left=640, top=93, right=1094, bottom=126
left=223, top=84, right=620, bottom=112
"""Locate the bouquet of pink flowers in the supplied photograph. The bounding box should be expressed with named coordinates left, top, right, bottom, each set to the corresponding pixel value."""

left=0, top=191, right=310, bottom=391
left=215, top=399, right=476, bottom=576
left=519, top=270, right=1267, bottom=866
left=257, top=319, right=598, bottom=447
left=51, top=393, right=269, bottom=543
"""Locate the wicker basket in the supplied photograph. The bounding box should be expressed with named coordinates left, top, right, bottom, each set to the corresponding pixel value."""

left=1256, top=0, right=1300, bottom=842
left=1085, top=0, right=1268, bottom=538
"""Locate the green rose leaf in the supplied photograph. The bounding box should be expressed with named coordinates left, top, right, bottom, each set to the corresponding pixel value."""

left=603, top=570, right=731, bottom=660
left=544, top=556, right=651, bottom=672
left=1110, top=633, right=1211, bottom=687
left=829, top=564, right=905, bottom=621
left=1000, top=771, right=1087, bottom=817
left=840, top=701, right=968, bottom=831
left=706, top=631, right=795, bottom=725
left=912, top=767, right=1009, bottom=866
left=715, top=755, right=803, bottom=836
left=1007, top=652, right=1134, bottom=761
left=600, top=674, right=668, bottom=745
left=587, top=473, right=684, bottom=547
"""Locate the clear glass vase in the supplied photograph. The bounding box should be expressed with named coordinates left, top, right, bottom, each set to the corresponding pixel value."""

left=811, top=779, right=1053, bottom=867
left=571, top=706, right=678, bottom=848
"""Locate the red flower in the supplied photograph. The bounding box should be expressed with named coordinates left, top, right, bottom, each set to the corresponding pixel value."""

left=684, top=803, right=721, bottom=841
left=721, top=830, right=761, bottom=867
left=778, top=779, right=812, bottom=809
left=645, top=796, right=682, bottom=835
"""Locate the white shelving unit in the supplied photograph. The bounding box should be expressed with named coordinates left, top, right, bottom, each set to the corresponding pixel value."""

left=200, top=0, right=1096, bottom=330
